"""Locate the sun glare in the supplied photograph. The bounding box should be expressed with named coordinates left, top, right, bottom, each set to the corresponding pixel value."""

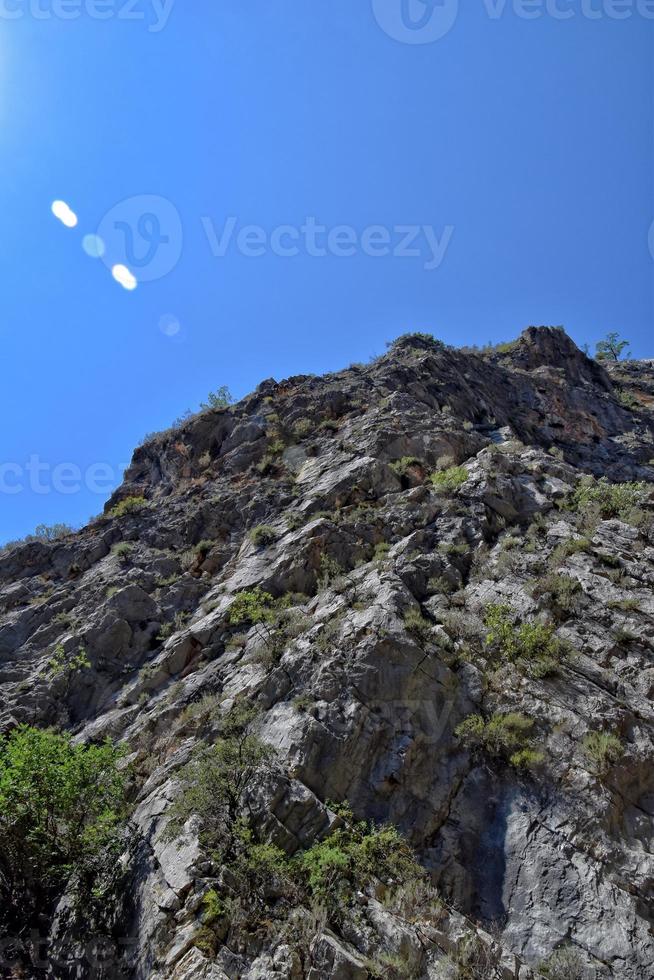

left=111, top=264, right=138, bottom=291
left=51, top=200, right=78, bottom=228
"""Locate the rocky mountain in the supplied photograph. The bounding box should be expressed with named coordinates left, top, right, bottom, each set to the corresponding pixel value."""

left=1, top=326, right=653, bottom=980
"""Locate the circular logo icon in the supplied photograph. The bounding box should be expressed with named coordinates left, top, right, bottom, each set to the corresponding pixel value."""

left=372, top=0, right=459, bottom=44
left=97, top=195, right=183, bottom=283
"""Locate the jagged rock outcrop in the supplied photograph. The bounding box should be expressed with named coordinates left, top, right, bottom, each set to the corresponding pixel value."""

left=1, top=327, right=653, bottom=979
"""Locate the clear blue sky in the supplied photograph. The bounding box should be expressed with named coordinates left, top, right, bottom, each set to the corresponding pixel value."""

left=0, top=1, right=652, bottom=543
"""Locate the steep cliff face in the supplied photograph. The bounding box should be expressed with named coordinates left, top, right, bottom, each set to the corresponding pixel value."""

left=1, top=327, right=653, bottom=980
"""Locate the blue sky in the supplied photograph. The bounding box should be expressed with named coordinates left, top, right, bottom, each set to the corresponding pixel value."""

left=0, top=1, right=652, bottom=543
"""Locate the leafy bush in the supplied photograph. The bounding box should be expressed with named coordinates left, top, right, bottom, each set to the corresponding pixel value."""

left=571, top=477, right=648, bottom=522
left=446, top=934, right=500, bottom=979
left=404, top=608, right=434, bottom=646
left=111, top=541, right=133, bottom=562
left=531, top=573, right=582, bottom=622
left=295, top=806, right=423, bottom=913
left=228, top=588, right=275, bottom=626
left=47, top=644, right=91, bottom=678
left=109, top=496, right=148, bottom=519
left=484, top=604, right=566, bottom=678
left=0, top=727, right=128, bottom=925
left=582, top=730, right=624, bottom=775
left=157, top=611, right=189, bottom=643
left=293, top=418, right=314, bottom=440
left=249, top=525, right=279, bottom=548
left=390, top=456, right=423, bottom=478
left=0, top=523, right=74, bottom=554
left=439, top=541, right=469, bottom=559
left=180, top=540, right=214, bottom=570
left=166, top=704, right=276, bottom=860
left=455, top=712, right=543, bottom=768
left=595, top=331, right=629, bottom=362
left=607, top=597, right=641, bottom=613
left=539, top=943, right=586, bottom=979
left=167, top=710, right=427, bottom=938
left=317, top=553, right=345, bottom=589
left=615, top=388, right=640, bottom=411
left=200, top=385, right=234, bottom=410
left=430, top=466, right=468, bottom=493
left=549, top=536, right=592, bottom=565
left=386, top=332, right=445, bottom=351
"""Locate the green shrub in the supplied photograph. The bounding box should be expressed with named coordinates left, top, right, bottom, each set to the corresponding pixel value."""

left=456, top=712, right=541, bottom=767
left=607, top=598, right=641, bottom=613
left=447, top=934, right=500, bottom=979
left=430, top=466, right=468, bottom=493
left=47, top=644, right=91, bottom=678
left=111, top=542, right=133, bottom=562
left=571, top=477, right=648, bottom=521
left=109, top=496, right=148, bottom=519
left=249, top=525, right=279, bottom=548
left=510, top=748, right=545, bottom=771
left=386, top=332, right=445, bottom=350
left=200, top=386, right=234, bottom=410
left=491, top=339, right=519, bottom=355
left=539, top=944, right=586, bottom=979
left=582, top=731, right=624, bottom=775
left=201, top=888, right=224, bottom=925
left=167, top=709, right=428, bottom=935
left=549, top=537, right=592, bottom=565
left=404, top=608, right=434, bottom=645
left=228, top=588, right=275, bottom=626
left=531, top=573, right=582, bottom=622
left=157, top=611, right=189, bottom=643
left=390, top=456, right=422, bottom=478
left=595, top=331, right=630, bottom=362
left=293, top=418, right=314, bottom=439
left=0, top=727, right=127, bottom=925
left=0, top=523, right=74, bottom=554
left=295, top=805, right=423, bottom=912
left=439, top=541, right=469, bottom=558
left=317, top=553, right=345, bottom=589
left=374, top=542, right=391, bottom=561
left=484, top=604, right=566, bottom=678
left=428, top=575, right=457, bottom=595
left=615, top=388, right=640, bottom=411
left=166, top=705, right=276, bottom=860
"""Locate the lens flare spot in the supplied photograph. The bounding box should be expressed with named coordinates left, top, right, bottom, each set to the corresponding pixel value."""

left=51, top=200, right=78, bottom=228
left=159, top=313, right=181, bottom=337
left=112, top=264, right=137, bottom=291
left=82, top=234, right=105, bottom=259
